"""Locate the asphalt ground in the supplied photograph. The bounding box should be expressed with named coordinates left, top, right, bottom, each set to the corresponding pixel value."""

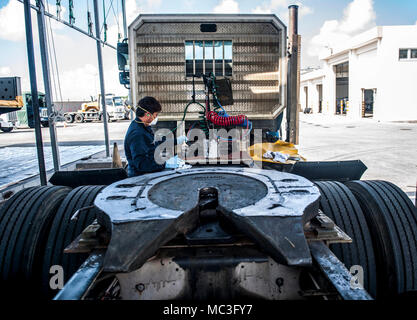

left=298, top=113, right=416, bottom=203
left=0, top=115, right=415, bottom=202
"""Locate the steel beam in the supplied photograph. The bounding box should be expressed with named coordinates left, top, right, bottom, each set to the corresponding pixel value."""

left=309, top=241, right=373, bottom=300
left=23, top=0, right=47, bottom=186
left=36, top=0, right=60, bottom=171
left=93, top=0, right=110, bottom=157
left=16, top=0, right=116, bottom=50
left=53, top=252, right=104, bottom=300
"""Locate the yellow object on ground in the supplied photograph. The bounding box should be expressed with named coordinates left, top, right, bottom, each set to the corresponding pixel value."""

left=0, top=96, right=23, bottom=107
left=248, top=140, right=306, bottom=164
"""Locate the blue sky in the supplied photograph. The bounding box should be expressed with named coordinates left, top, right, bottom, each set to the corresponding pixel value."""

left=0, top=0, right=416, bottom=100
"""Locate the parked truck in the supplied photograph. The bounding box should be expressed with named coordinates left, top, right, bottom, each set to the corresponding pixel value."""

left=64, top=93, right=126, bottom=123
left=16, top=92, right=50, bottom=128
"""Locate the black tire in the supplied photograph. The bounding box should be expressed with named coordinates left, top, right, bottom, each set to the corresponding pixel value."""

left=345, top=180, right=417, bottom=298
left=0, top=127, right=13, bottom=133
left=41, top=121, right=49, bottom=127
left=42, top=185, right=105, bottom=297
left=74, top=113, right=84, bottom=123
left=0, top=186, right=70, bottom=298
left=100, top=113, right=111, bottom=122
left=64, top=114, right=74, bottom=123
left=314, top=181, right=377, bottom=298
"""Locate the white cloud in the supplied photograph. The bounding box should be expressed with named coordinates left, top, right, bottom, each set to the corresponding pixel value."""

left=298, top=3, right=313, bottom=17
left=0, top=1, right=66, bottom=42
left=0, top=0, right=26, bottom=42
left=213, top=0, right=239, bottom=14
left=58, top=64, right=99, bottom=101
left=0, top=66, right=12, bottom=76
left=308, top=0, right=376, bottom=57
left=126, top=0, right=141, bottom=23
left=251, top=0, right=313, bottom=20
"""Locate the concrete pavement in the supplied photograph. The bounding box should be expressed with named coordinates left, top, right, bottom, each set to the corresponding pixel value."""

left=1, top=116, right=415, bottom=202
left=298, top=113, right=416, bottom=202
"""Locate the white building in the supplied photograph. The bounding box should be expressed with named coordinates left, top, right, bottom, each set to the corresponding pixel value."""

left=300, top=25, right=417, bottom=121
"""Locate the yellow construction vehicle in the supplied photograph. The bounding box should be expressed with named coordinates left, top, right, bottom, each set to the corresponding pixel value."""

left=64, top=93, right=126, bottom=123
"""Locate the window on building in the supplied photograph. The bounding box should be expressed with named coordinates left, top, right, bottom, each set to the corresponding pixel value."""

left=399, top=49, right=409, bottom=60
left=185, top=40, right=232, bottom=77
left=399, top=48, right=417, bottom=60
left=335, top=62, right=349, bottom=78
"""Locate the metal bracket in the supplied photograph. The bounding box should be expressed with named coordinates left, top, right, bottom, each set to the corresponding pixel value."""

left=309, top=241, right=373, bottom=300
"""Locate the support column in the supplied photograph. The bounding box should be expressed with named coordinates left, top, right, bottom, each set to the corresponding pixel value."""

left=37, top=0, right=60, bottom=171
left=23, top=0, right=47, bottom=185
left=286, top=5, right=300, bottom=144
left=93, top=0, right=110, bottom=157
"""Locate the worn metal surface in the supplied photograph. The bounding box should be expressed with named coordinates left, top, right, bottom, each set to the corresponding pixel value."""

left=309, top=241, right=373, bottom=300
left=94, top=167, right=320, bottom=272
left=116, top=246, right=302, bottom=300
left=96, top=168, right=319, bottom=222
left=129, top=15, right=286, bottom=121
left=53, top=252, right=104, bottom=300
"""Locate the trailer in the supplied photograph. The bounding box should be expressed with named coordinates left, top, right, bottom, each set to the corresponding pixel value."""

left=118, top=13, right=288, bottom=140
left=0, top=9, right=416, bottom=301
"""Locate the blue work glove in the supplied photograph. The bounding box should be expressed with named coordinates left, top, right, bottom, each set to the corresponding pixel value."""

left=176, top=135, right=188, bottom=145
left=165, top=155, right=186, bottom=169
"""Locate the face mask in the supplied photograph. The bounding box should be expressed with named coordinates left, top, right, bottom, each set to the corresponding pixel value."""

left=149, top=116, right=158, bottom=126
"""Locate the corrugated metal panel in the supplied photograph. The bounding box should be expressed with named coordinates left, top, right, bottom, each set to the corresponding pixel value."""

left=134, top=21, right=282, bottom=119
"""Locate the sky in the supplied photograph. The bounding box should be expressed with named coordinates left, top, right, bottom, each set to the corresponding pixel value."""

left=0, top=0, right=416, bottom=101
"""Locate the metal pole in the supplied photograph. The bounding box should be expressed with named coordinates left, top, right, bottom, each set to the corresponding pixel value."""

left=121, top=0, right=128, bottom=39
left=121, top=0, right=135, bottom=120
left=121, top=0, right=133, bottom=120
left=286, top=5, right=300, bottom=144
left=93, top=0, right=110, bottom=157
left=23, top=0, right=47, bottom=185
left=37, top=0, right=60, bottom=171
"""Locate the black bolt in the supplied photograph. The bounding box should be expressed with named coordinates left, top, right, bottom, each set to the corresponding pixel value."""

left=135, top=283, right=145, bottom=292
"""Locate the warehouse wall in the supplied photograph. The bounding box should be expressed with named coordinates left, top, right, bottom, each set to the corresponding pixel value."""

left=375, top=26, right=417, bottom=121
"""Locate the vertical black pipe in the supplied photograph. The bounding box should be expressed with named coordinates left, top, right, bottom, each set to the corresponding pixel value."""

left=286, top=5, right=300, bottom=144
left=121, top=0, right=127, bottom=39
left=93, top=0, right=110, bottom=157
left=23, top=0, right=47, bottom=185
left=37, top=0, right=61, bottom=171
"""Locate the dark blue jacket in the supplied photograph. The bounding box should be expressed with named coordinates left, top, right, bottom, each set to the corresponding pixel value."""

left=124, top=120, right=165, bottom=177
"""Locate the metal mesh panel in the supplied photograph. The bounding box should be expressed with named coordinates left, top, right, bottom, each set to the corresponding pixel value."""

left=135, top=21, right=282, bottom=118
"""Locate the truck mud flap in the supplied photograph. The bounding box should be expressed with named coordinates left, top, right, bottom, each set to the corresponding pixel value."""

left=273, top=160, right=367, bottom=182
left=49, top=169, right=127, bottom=188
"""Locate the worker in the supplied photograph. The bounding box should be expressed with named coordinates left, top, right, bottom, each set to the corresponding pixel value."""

left=124, top=96, right=187, bottom=177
